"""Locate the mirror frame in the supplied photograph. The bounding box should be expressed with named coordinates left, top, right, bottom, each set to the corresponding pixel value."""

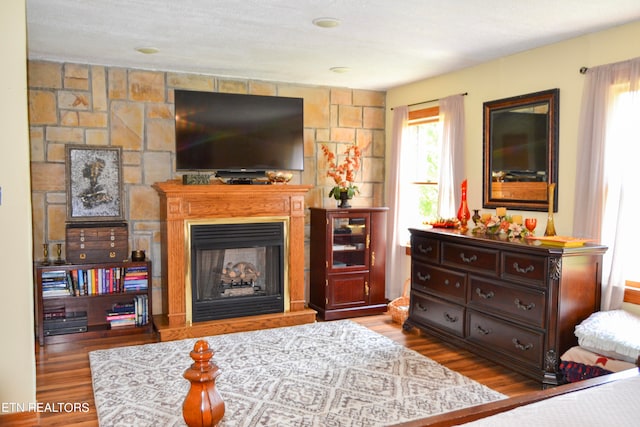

left=482, top=88, right=559, bottom=212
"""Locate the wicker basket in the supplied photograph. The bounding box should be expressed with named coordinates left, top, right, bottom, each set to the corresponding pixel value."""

left=388, top=278, right=411, bottom=324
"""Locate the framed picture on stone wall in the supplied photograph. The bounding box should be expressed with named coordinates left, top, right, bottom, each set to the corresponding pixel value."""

left=65, top=145, right=124, bottom=222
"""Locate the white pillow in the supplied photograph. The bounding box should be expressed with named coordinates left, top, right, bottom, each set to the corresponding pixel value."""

left=574, top=309, right=640, bottom=364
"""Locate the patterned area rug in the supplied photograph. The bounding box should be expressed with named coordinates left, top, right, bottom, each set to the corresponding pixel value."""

left=89, top=320, right=505, bottom=426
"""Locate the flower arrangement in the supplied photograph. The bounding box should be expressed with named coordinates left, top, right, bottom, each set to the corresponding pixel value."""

left=473, top=215, right=530, bottom=239
left=321, top=143, right=362, bottom=200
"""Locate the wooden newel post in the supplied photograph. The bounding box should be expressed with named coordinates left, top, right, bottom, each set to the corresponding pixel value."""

left=183, top=339, right=225, bottom=427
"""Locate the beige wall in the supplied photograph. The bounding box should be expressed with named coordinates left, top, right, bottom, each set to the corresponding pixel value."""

left=0, top=0, right=37, bottom=411
left=386, top=20, right=640, bottom=235
left=28, top=63, right=386, bottom=314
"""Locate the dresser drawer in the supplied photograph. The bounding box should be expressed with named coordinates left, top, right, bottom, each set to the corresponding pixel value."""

left=502, top=252, right=547, bottom=287
left=467, top=311, right=544, bottom=367
left=468, top=277, right=546, bottom=328
left=410, top=292, right=464, bottom=337
left=412, top=262, right=466, bottom=303
left=442, top=243, right=499, bottom=276
left=411, top=235, right=439, bottom=263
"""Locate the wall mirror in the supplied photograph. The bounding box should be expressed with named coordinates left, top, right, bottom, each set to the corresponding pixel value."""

left=483, top=88, right=559, bottom=212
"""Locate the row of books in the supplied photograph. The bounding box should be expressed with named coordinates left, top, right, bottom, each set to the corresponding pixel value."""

left=41, top=266, right=149, bottom=298
left=106, top=295, right=150, bottom=328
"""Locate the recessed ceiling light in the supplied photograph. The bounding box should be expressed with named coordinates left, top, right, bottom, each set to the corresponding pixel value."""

left=135, top=47, right=159, bottom=55
left=330, top=67, right=351, bottom=74
left=313, top=17, right=340, bottom=28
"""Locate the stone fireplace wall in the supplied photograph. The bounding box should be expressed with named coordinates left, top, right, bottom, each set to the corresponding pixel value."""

left=27, top=60, right=386, bottom=315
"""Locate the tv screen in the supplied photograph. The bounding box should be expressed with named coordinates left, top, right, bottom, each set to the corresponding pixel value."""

left=174, top=90, right=304, bottom=174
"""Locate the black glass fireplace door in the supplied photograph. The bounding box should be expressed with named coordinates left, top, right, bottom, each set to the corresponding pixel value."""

left=190, top=222, right=285, bottom=322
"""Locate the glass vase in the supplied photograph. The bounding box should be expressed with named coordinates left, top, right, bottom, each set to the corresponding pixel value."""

left=544, top=183, right=557, bottom=236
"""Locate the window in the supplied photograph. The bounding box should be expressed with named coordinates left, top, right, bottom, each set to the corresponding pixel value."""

left=397, top=106, right=440, bottom=243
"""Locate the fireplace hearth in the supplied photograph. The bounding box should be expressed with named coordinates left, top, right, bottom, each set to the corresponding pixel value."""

left=190, top=222, right=285, bottom=322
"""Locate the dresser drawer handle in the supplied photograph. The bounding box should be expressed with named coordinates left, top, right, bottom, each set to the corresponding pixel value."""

left=475, top=325, right=491, bottom=335
left=418, top=244, right=433, bottom=254
left=475, top=288, right=495, bottom=299
left=416, top=303, right=428, bottom=312
left=514, top=298, right=535, bottom=311
left=512, top=338, right=534, bottom=351
left=417, top=272, right=431, bottom=281
left=444, top=312, right=458, bottom=323
left=460, top=253, right=477, bottom=263
left=513, top=262, right=535, bottom=274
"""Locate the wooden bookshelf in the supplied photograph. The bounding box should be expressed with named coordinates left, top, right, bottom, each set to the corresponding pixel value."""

left=34, top=261, right=153, bottom=346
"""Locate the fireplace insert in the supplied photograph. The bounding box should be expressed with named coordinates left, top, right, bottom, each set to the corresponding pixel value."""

left=189, top=222, right=285, bottom=322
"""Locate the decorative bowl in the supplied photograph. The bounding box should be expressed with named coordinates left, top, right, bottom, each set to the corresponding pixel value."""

left=266, top=171, right=293, bottom=184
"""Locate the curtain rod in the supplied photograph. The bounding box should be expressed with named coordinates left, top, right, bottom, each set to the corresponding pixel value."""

left=390, top=92, right=468, bottom=110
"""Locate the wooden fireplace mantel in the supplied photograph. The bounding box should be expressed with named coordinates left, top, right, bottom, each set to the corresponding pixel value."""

left=153, top=180, right=316, bottom=341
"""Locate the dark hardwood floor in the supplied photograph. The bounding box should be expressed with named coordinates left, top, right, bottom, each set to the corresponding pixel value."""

left=2, top=314, right=540, bottom=426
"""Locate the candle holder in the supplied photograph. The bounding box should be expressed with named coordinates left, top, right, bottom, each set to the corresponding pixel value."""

left=41, top=243, right=51, bottom=266
left=53, top=243, right=66, bottom=265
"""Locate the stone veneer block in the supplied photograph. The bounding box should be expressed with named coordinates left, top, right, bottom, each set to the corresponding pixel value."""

left=219, top=79, right=248, bottom=94
left=30, top=127, right=45, bottom=162
left=108, top=68, right=127, bottom=100
left=64, top=64, right=89, bottom=90
left=356, top=129, right=373, bottom=151
left=330, top=127, right=356, bottom=143
left=46, top=143, right=66, bottom=163
left=30, top=162, right=65, bottom=192
left=91, top=66, right=108, bottom=112
left=129, top=185, right=160, bottom=220
left=123, top=165, right=142, bottom=185
left=79, top=111, right=108, bottom=128
left=46, top=127, right=84, bottom=144
left=146, top=119, right=174, bottom=151
left=147, top=103, right=173, bottom=119
left=331, top=88, right=352, bottom=105
left=353, top=90, right=385, bottom=107
left=167, top=73, right=214, bottom=91
left=249, top=81, right=277, bottom=96
left=28, top=62, right=62, bottom=89
left=57, top=91, right=90, bottom=111
left=129, top=70, right=165, bottom=102
left=60, top=111, right=79, bottom=126
left=86, top=129, right=108, bottom=146
left=338, top=105, right=363, bottom=128
left=28, top=90, right=57, bottom=125
left=142, top=151, right=172, bottom=184
left=47, top=204, right=67, bottom=241
left=110, top=101, right=144, bottom=150
left=363, top=106, right=385, bottom=129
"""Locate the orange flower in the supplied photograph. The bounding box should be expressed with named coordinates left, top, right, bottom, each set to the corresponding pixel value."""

left=321, top=143, right=361, bottom=199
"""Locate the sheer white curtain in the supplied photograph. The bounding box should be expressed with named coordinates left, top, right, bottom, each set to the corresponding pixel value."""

left=386, top=106, right=410, bottom=299
left=573, top=57, right=640, bottom=310
left=437, top=94, right=466, bottom=218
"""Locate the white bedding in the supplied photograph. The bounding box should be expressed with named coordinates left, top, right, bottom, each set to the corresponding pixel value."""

left=574, top=309, right=640, bottom=363
left=561, top=345, right=636, bottom=372
left=457, top=375, right=640, bottom=426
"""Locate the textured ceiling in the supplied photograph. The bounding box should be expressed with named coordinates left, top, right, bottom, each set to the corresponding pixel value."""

left=26, top=0, right=640, bottom=90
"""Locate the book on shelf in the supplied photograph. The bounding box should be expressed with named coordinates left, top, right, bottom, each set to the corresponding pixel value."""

left=105, top=295, right=149, bottom=328
left=43, top=264, right=149, bottom=297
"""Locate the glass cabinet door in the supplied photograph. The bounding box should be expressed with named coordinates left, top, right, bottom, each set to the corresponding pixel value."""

left=330, top=214, right=369, bottom=270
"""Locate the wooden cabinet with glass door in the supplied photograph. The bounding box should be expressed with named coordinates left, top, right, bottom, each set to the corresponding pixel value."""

left=309, top=207, right=388, bottom=320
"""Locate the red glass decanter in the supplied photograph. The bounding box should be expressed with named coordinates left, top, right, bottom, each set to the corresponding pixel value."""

left=457, top=179, right=471, bottom=225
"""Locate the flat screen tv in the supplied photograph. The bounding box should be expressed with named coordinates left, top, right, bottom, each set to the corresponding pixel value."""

left=174, top=90, right=304, bottom=177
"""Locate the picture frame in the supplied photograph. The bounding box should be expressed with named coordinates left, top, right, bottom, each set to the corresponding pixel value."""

left=65, top=145, right=124, bottom=222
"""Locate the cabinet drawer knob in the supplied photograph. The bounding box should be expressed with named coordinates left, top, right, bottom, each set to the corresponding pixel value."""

left=475, top=288, right=495, bottom=299
left=417, top=272, right=431, bottom=281
left=460, top=253, right=477, bottom=263
left=444, top=312, right=458, bottom=323
left=416, top=303, right=428, bottom=312
left=514, top=298, right=536, bottom=311
left=513, top=262, right=535, bottom=274
left=418, top=244, right=433, bottom=254
left=512, top=338, right=534, bottom=351
left=475, top=325, right=491, bottom=335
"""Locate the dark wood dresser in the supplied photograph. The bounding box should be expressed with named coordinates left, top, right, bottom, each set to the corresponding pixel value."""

left=406, top=227, right=607, bottom=386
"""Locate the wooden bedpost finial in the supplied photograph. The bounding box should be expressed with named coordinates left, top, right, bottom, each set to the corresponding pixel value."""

left=183, top=339, right=225, bottom=427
